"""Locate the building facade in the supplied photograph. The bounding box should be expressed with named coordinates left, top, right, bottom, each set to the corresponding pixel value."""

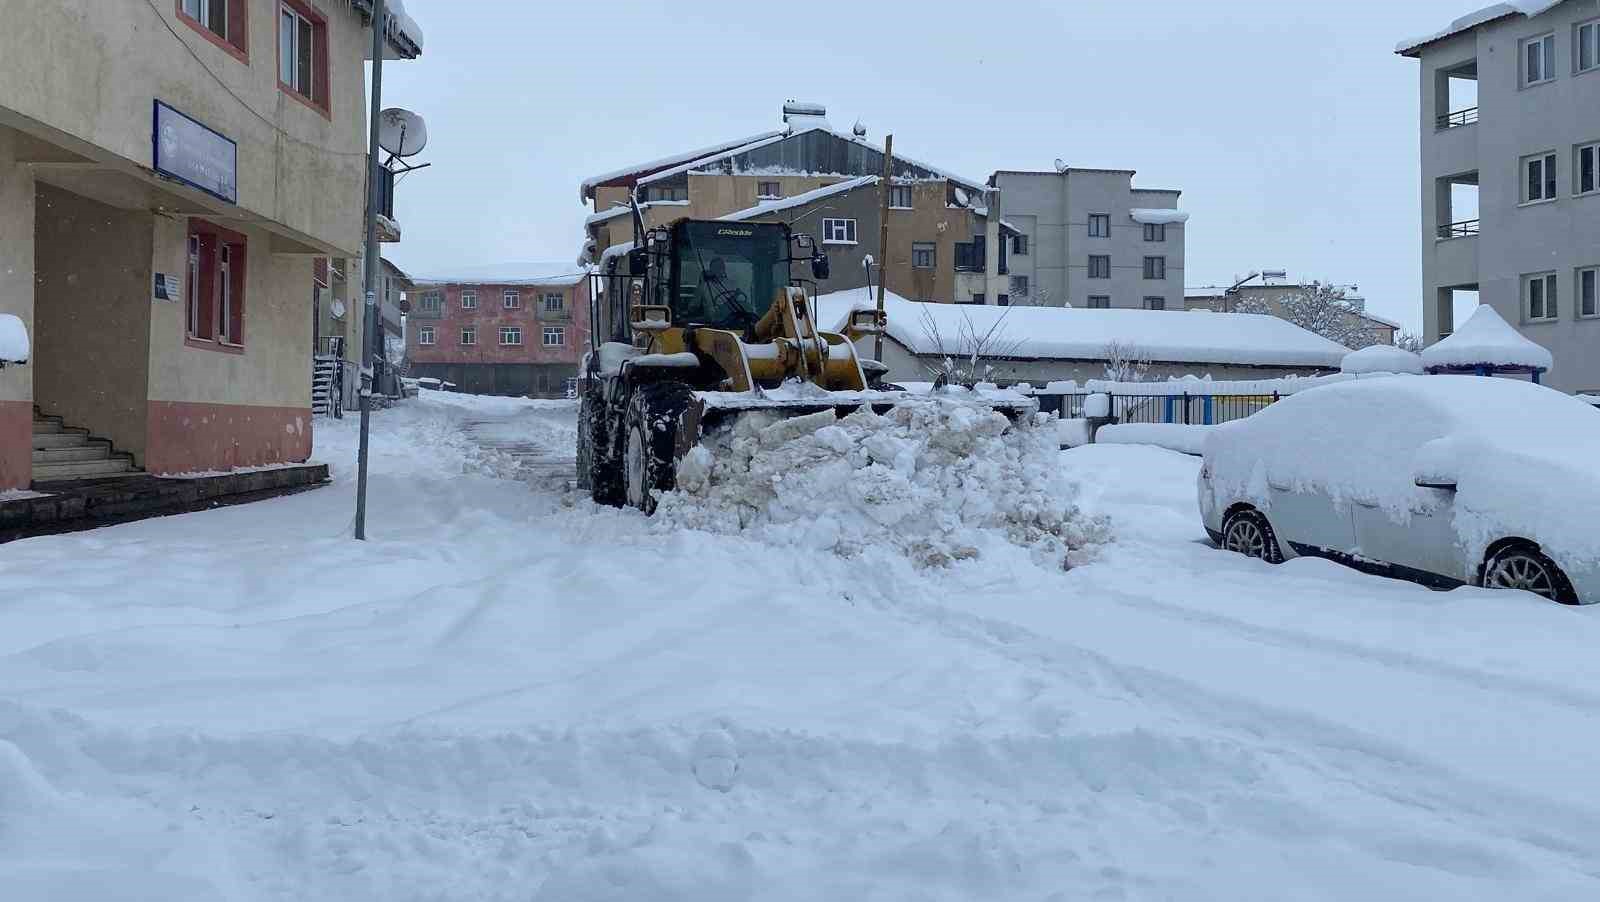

left=1400, top=0, right=1600, bottom=392
left=581, top=102, right=1013, bottom=305
left=0, top=0, right=421, bottom=486
left=988, top=168, right=1188, bottom=310
left=405, top=269, right=591, bottom=397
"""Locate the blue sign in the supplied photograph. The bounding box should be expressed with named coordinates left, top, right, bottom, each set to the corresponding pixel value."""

left=152, top=100, right=237, bottom=204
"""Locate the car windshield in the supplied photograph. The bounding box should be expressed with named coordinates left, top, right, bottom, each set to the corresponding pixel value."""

left=671, top=221, right=790, bottom=330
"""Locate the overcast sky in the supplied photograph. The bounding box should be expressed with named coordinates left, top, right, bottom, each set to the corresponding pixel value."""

left=380, top=0, right=1485, bottom=332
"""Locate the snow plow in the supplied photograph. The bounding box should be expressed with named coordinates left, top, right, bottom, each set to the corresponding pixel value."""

left=578, top=216, right=1035, bottom=513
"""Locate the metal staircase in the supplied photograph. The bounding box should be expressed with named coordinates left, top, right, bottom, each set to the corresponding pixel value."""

left=313, top=336, right=345, bottom=418
left=32, top=408, right=139, bottom=483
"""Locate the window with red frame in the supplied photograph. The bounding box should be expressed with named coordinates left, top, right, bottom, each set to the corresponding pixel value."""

left=178, top=0, right=248, bottom=60
left=278, top=1, right=330, bottom=112
left=187, top=221, right=247, bottom=347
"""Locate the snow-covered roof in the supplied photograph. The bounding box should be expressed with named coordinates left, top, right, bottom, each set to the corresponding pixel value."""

left=1396, top=1, right=1564, bottom=56
left=578, top=131, right=786, bottom=202
left=412, top=262, right=589, bottom=288
left=349, top=0, right=424, bottom=59
left=1341, top=344, right=1425, bottom=375
left=719, top=176, right=879, bottom=222
left=1358, top=310, right=1404, bottom=330
left=1130, top=208, right=1189, bottom=225
left=584, top=199, right=689, bottom=229
left=1422, top=305, right=1553, bottom=372
left=814, top=290, right=1350, bottom=369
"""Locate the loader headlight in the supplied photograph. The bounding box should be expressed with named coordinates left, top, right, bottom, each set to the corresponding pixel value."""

left=850, top=309, right=884, bottom=333
left=630, top=304, right=673, bottom=333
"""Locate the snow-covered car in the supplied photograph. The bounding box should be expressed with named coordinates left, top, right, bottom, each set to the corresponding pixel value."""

left=1198, top=376, right=1600, bottom=604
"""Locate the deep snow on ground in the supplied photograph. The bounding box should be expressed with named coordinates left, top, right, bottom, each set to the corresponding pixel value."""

left=2, top=393, right=1600, bottom=900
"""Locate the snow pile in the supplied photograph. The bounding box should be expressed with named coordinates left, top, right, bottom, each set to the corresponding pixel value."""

left=0, top=314, right=28, bottom=362
left=1129, top=208, right=1190, bottom=224
left=1342, top=343, right=1425, bottom=375
left=1097, top=422, right=1216, bottom=455
left=658, top=398, right=1107, bottom=569
left=1422, top=304, right=1552, bottom=372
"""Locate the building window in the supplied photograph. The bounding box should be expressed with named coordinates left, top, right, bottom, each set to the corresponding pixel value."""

left=418, top=291, right=441, bottom=313
left=544, top=292, right=564, bottom=312
left=1143, top=222, right=1166, bottom=242
left=544, top=326, right=566, bottom=347
left=278, top=2, right=328, bottom=112
left=186, top=220, right=246, bottom=347
left=1088, top=255, right=1110, bottom=279
left=1524, top=32, right=1557, bottom=86
left=889, top=185, right=914, bottom=209
left=1088, top=213, right=1110, bottom=237
left=499, top=326, right=523, bottom=346
left=1578, top=143, right=1599, bottom=196
left=822, top=218, right=857, bottom=244
left=757, top=181, right=781, bottom=199
left=503, top=290, right=522, bottom=309
left=997, top=295, right=1010, bottom=306
left=1143, top=256, right=1167, bottom=280
left=1011, top=233, right=1029, bottom=255
left=1580, top=266, right=1599, bottom=317
left=1144, top=296, right=1167, bottom=310
left=968, top=293, right=986, bottom=305
left=912, top=242, right=935, bottom=269
left=1580, top=20, right=1600, bottom=74
left=179, top=0, right=246, bottom=59
left=460, top=327, right=477, bottom=346
left=646, top=185, right=687, bottom=202
left=418, top=325, right=435, bottom=345
left=954, top=240, right=984, bottom=272
left=1087, top=295, right=1111, bottom=309
left=1525, top=152, right=1558, bottom=202
left=1525, top=272, right=1559, bottom=321
left=461, top=290, right=478, bottom=310
left=1010, top=275, right=1030, bottom=297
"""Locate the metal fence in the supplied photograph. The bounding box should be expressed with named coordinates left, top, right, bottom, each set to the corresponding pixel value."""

left=1037, top=391, right=1284, bottom=426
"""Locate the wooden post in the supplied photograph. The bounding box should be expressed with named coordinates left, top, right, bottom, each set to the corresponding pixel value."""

left=874, top=134, right=894, bottom=363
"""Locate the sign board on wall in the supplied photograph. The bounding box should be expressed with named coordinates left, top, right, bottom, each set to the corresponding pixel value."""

left=153, top=273, right=182, bottom=301
left=152, top=100, right=238, bottom=204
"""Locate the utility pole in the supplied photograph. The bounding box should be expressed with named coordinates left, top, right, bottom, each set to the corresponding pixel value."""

left=874, top=134, right=893, bottom=363
left=354, top=0, right=385, bottom=541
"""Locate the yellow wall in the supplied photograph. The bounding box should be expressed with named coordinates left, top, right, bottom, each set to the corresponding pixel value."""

left=33, top=184, right=154, bottom=461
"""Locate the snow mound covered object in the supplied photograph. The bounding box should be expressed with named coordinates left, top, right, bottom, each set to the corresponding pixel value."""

left=1422, top=305, right=1552, bottom=372
left=657, top=396, right=1108, bottom=569
left=1340, top=344, right=1423, bottom=375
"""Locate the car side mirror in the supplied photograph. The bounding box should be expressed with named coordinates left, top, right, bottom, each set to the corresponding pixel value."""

left=627, top=247, right=649, bottom=277
left=812, top=253, right=830, bottom=281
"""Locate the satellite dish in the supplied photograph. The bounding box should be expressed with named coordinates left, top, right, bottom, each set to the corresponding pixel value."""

left=330, top=299, right=348, bottom=319
left=397, top=297, right=412, bottom=314
left=378, top=108, right=428, bottom=158
left=852, top=119, right=868, bottom=137
left=953, top=187, right=970, bottom=206
left=1053, top=158, right=1068, bottom=173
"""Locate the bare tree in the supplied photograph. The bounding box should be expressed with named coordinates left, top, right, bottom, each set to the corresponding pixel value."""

left=1394, top=330, right=1425, bottom=352
left=1101, top=340, right=1152, bottom=383
left=917, top=304, right=1026, bottom=387
left=1235, top=281, right=1377, bottom=349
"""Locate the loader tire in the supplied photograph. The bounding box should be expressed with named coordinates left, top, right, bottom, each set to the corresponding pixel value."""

left=582, top=392, right=625, bottom=506
left=623, top=381, right=696, bottom=515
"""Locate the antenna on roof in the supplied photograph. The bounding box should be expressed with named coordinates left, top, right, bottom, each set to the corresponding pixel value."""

left=852, top=120, right=868, bottom=138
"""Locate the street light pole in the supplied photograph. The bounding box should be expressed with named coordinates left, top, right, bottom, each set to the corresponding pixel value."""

left=354, top=0, right=386, bottom=541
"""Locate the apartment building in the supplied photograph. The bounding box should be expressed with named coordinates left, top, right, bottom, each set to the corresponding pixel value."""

left=405, top=266, right=591, bottom=397
left=1399, top=0, right=1600, bottom=392
left=580, top=102, right=1012, bottom=305
left=987, top=168, right=1188, bottom=310
left=0, top=1, right=422, bottom=486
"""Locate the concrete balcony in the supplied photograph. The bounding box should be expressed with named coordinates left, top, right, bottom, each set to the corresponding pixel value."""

left=1431, top=229, right=1479, bottom=287
left=1424, top=118, right=1479, bottom=182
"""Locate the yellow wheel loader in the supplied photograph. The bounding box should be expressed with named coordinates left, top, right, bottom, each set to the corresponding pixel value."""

left=577, top=217, right=1033, bottom=513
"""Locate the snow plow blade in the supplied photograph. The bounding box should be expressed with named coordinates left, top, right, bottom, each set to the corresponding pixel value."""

left=674, top=388, right=1038, bottom=459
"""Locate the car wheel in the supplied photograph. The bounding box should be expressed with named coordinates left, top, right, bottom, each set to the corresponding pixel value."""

left=622, top=382, right=696, bottom=515
left=1221, top=509, right=1283, bottom=564
left=1482, top=544, right=1579, bottom=605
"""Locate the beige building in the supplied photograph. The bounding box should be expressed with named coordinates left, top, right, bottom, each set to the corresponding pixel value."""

left=1185, top=279, right=1398, bottom=347
left=581, top=102, right=1013, bottom=306
left=0, top=1, right=422, bottom=486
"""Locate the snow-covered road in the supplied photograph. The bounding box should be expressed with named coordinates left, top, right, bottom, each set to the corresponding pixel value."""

left=3, top=392, right=1599, bottom=900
